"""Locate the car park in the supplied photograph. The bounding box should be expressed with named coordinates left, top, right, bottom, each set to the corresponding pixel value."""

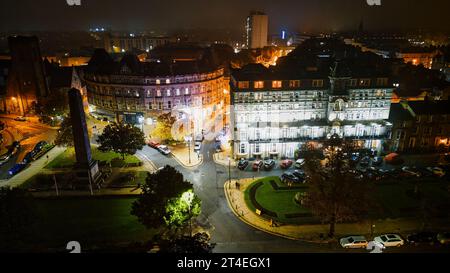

left=263, top=159, right=275, bottom=170
left=373, top=234, right=404, bottom=247
left=280, top=159, right=293, bottom=169
left=437, top=232, right=450, bottom=245
left=252, top=160, right=263, bottom=171
left=339, top=236, right=368, bottom=249
left=148, top=141, right=160, bottom=149
left=294, top=159, right=305, bottom=169
left=157, top=145, right=171, bottom=155
left=237, top=159, right=249, bottom=170
left=406, top=232, right=438, bottom=245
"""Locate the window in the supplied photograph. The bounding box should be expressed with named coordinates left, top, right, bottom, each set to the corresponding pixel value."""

left=240, top=144, right=246, bottom=154
left=167, top=89, right=171, bottom=96
left=272, top=81, right=282, bottom=88
left=312, top=80, right=323, bottom=88
left=156, top=89, right=161, bottom=97
left=238, top=81, right=249, bottom=89
left=165, top=79, right=170, bottom=84
left=289, top=80, right=300, bottom=88
left=156, top=79, right=161, bottom=85
left=176, top=89, right=180, bottom=96
left=254, top=81, right=264, bottom=89
left=349, top=79, right=357, bottom=87
left=185, top=88, right=189, bottom=95
left=167, top=101, right=172, bottom=109
left=359, top=79, right=371, bottom=87
left=376, top=78, right=388, bottom=86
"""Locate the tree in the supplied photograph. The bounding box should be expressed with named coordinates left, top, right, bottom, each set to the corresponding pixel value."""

left=164, top=190, right=201, bottom=233
left=97, top=122, right=145, bottom=159
left=303, top=136, right=372, bottom=238
left=0, top=187, right=37, bottom=252
left=131, top=166, right=195, bottom=230
left=151, top=112, right=177, bottom=142
left=54, top=116, right=74, bottom=147
left=161, top=232, right=214, bottom=254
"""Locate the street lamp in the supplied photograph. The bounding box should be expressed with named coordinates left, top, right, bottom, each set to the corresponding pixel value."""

left=181, top=190, right=194, bottom=237
left=184, top=135, right=193, bottom=164
left=227, top=156, right=231, bottom=183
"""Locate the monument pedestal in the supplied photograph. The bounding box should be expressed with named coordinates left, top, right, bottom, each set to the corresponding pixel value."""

left=73, top=160, right=101, bottom=184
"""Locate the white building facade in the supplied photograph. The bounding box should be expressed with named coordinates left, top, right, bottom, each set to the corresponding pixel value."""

left=231, top=62, right=394, bottom=159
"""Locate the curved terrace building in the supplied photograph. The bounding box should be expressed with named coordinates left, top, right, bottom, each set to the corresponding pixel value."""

left=83, top=47, right=227, bottom=136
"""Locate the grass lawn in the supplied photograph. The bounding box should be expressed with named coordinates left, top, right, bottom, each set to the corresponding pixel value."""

left=109, top=171, right=149, bottom=187
left=244, top=176, right=450, bottom=225
left=45, top=147, right=141, bottom=169
left=31, top=196, right=156, bottom=249
left=244, top=177, right=313, bottom=224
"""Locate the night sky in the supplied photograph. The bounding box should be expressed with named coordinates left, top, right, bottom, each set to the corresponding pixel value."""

left=0, top=0, right=449, bottom=33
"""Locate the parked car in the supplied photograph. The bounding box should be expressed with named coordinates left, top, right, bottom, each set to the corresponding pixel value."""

left=294, top=159, right=305, bottom=169
left=8, top=163, right=27, bottom=176
left=280, top=159, right=293, bottom=169
left=373, top=234, right=404, bottom=247
left=252, top=160, right=263, bottom=171
left=437, top=232, right=450, bottom=245
left=34, top=141, right=48, bottom=152
left=340, top=236, right=368, bottom=249
left=194, top=142, right=202, bottom=151
left=281, top=172, right=300, bottom=184
left=157, top=145, right=171, bottom=155
left=402, top=166, right=421, bottom=177
left=237, top=159, right=249, bottom=170
left=359, top=156, right=371, bottom=167
left=23, top=150, right=37, bottom=164
left=407, top=232, right=438, bottom=245
left=14, top=116, right=27, bottom=122
left=263, top=159, right=275, bottom=170
left=148, top=141, right=160, bottom=149
left=427, top=167, right=446, bottom=177
left=292, top=169, right=306, bottom=181
left=372, top=156, right=383, bottom=166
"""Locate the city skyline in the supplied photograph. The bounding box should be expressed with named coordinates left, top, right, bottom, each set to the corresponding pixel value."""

left=1, top=0, right=450, bottom=33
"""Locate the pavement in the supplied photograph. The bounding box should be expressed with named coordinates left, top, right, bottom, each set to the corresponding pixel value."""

left=170, top=144, right=203, bottom=168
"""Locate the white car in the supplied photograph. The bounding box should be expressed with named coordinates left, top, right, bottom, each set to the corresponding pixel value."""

left=157, top=145, right=171, bottom=155
left=194, top=142, right=202, bottom=151
left=374, top=234, right=404, bottom=247
left=294, top=159, right=305, bottom=169
left=340, top=236, right=368, bottom=249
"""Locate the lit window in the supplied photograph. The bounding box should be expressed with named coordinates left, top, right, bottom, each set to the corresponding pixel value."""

left=272, top=81, right=282, bottom=88
left=156, top=89, right=161, bottom=97
left=156, top=79, right=161, bottom=85
left=289, top=80, right=300, bottom=88
left=254, top=81, right=264, bottom=89
left=167, top=89, right=171, bottom=96
left=185, top=88, right=189, bottom=95
left=176, top=89, right=180, bottom=96
left=166, top=79, right=170, bottom=84
left=312, top=80, right=323, bottom=88
left=238, top=81, right=249, bottom=89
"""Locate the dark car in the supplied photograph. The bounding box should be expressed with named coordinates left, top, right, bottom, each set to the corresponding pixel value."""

left=372, top=156, right=383, bottom=166
left=407, top=232, right=438, bottom=245
left=8, top=163, right=27, bottom=176
left=292, top=169, right=306, bottom=180
left=237, top=159, right=249, bottom=170
left=263, top=159, right=275, bottom=170
left=281, top=172, right=300, bottom=184
left=34, top=141, right=48, bottom=152
left=23, top=151, right=36, bottom=164
left=360, top=156, right=371, bottom=167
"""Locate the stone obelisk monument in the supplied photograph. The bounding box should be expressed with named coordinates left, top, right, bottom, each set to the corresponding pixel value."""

left=68, top=88, right=99, bottom=187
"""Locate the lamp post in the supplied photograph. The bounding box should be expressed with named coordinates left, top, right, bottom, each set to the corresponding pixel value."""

left=181, top=191, right=194, bottom=237
left=185, top=135, right=193, bottom=164
left=227, top=156, right=231, bottom=183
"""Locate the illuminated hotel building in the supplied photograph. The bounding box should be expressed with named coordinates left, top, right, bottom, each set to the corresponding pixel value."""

left=230, top=59, right=394, bottom=159
left=83, top=48, right=227, bottom=136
